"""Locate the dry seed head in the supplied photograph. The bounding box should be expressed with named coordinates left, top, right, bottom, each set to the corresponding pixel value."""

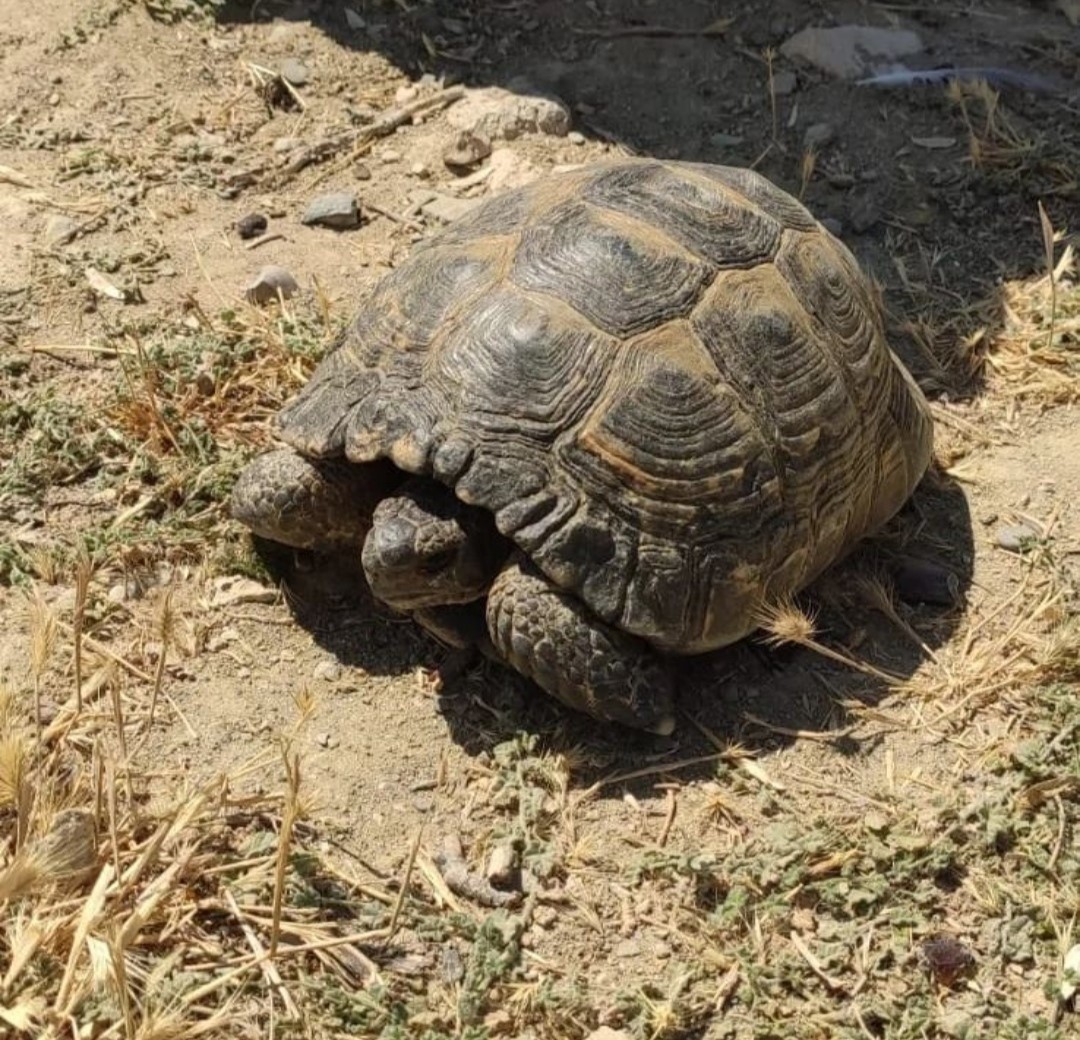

left=755, top=596, right=818, bottom=647
left=0, top=737, right=27, bottom=809
left=27, top=546, right=62, bottom=584
left=291, top=685, right=317, bottom=723
left=1036, top=616, right=1080, bottom=682
left=0, top=684, right=16, bottom=731
left=799, top=148, right=816, bottom=198
left=153, top=585, right=178, bottom=645
left=25, top=588, right=57, bottom=680
left=74, top=543, right=93, bottom=612
left=27, top=808, right=98, bottom=883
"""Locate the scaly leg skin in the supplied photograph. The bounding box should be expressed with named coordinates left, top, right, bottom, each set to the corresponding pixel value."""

left=485, top=556, right=676, bottom=735
left=229, top=447, right=402, bottom=551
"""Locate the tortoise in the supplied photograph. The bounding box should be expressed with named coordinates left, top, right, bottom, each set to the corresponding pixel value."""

left=230, top=158, right=933, bottom=735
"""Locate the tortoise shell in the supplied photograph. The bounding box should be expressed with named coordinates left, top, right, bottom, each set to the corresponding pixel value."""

left=274, top=158, right=933, bottom=653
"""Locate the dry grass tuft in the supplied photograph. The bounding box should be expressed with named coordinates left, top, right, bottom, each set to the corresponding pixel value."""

left=755, top=595, right=903, bottom=683
left=949, top=78, right=1036, bottom=174
left=981, top=235, right=1079, bottom=403
left=0, top=588, right=411, bottom=1038
left=756, top=595, right=818, bottom=649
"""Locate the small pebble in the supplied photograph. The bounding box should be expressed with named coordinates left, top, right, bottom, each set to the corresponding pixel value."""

left=410, top=161, right=430, bottom=178
left=353, top=161, right=372, bottom=180
left=313, top=659, right=342, bottom=682
left=771, top=69, right=798, bottom=95
left=302, top=191, right=360, bottom=229
left=210, top=575, right=277, bottom=606
left=847, top=193, right=880, bottom=233
left=44, top=213, right=79, bottom=247
left=533, top=904, right=558, bottom=928
left=567, top=130, right=586, bottom=145
left=273, top=136, right=303, bottom=153
left=485, top=842, right=519, bottom=887
left=803, top=122, right=835, bottom=150
left=891, top=556, right=959, bottom=606
left=194, top=369, right=215, bottom=396
left=244, top=265, right=298, bottom=305
left=442, top=130, right=492, bottom=171
left=235, top=212, right=268, bottom=239
left=995, top=523, right=1038, bottom=552
left=279, top=57, right=310, bottom=87
left=412, top=794, right=434, bottom=813
left=421, top=193, right=483, bottom=225
left=395, top=84, right=419, bottom=104
left=380, top=148, right=402, bottom=163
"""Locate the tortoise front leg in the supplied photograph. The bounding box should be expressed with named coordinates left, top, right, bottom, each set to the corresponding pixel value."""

left=230, top=448, right=402, bottom=551
left=485, top=556, right=676, bottom=735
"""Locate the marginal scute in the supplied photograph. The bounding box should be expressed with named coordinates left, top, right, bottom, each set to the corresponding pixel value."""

left=454, top=449, right=546, bottom=512
left=432, top=437, right=474, bottom=483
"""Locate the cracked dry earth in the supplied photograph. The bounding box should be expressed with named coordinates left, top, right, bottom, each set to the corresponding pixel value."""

left=1, top=1, right=1080, bottom=1037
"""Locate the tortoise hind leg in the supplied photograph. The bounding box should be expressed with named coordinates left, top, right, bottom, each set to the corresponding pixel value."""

left=485, top=556, right=676, bottom=735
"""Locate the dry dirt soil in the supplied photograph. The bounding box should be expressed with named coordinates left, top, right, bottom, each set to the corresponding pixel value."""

left=2, top=1, right=1080, bottom=1038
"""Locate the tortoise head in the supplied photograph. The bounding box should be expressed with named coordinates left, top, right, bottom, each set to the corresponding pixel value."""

left=362, top=477, right=507, bottom=611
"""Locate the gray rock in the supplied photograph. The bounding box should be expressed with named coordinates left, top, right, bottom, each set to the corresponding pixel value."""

left=44, top=214, right=79, bottom=247
left=485, top=843, right=519, bottom=887
left=567, top=130, right=586, bottom=145
left=891, top=556, right=959, bottom=605
left=442, top=130, right=492, bottom=171
left=847, top=194, right=880, bottom=233
left=210, top=575, right=277, bottom=606
left=447, top=83, right=571, bottom=140
left=709, top=131, right=744, bottom=149
left=302, top=192, right=360, bottom=229
left=235, top=212, right=268, bottom=239
left=313, top=659, right=342, bottom=682
left=803, top=122, right=835, bottom=150
left=781, top=25, right=924, bottom=79
left=421, top=193, right=483, bottom=225
left=771, top=69, right=798, bottom=95
left=996, top=523, right=1038, bottom=552
left=279, top=57, right=310, bottom=87
left=245, top=265, right=299, bottom=305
